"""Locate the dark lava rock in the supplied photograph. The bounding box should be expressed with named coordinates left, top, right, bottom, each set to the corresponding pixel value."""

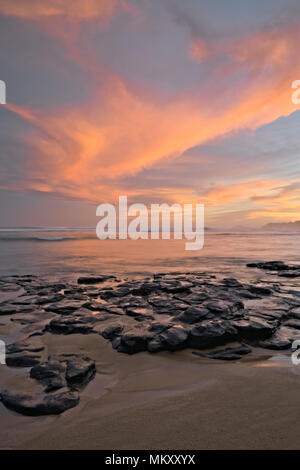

left=0, top=305, right=18, bottom=315
left=248, top=286, right=272, bottom=296
left=178, top=292, right=209, bottom=304
left=247, top=261, right=300, bottom=277
left=131, top=282, right=160, bottom=296
left=290, top=307, right=300, bottom=320
left=177, top=306, right=209, bottom=324
left=256, top=326, right=300, bottom=350
left=46, top=314, right=97, bottom=335
left=6, top=352, right=42, bottom=367
left=16, top=305, right=35, bottom=313
left=111, top=337, right=121, bottom=349
left=12, top=296, right=36, bottom=305
left=278, top=271, right=300, bottom=278
left=284, top=320, right=300, bottom=330
left=99, top=287, right=131, bottom=300
left=246, top=263, right=260, bottom=268
left=148, top=320, right=173, bottom=334
left=35, top=294, right=64, bottom=305
left=30, top=361, right=67, bottom=392
left=82, top=301, right=125, bottom=318
left=230, top=316, right=275, bottom=340
left=125, top=307, right=154, bottom=321
left=7, top=340, right=44, bottom=355
left=159, top=281, right=192, bottom=294
left=202, top=300, right=231, bottom=315
left=77, top=275, right=115, bottom=284
left=158, top=325, right=189, bottom=350
left=193, top=344, right=252, bottom=360
left=3, top=267, right=299, bottom=358
left=0, top=389, right=79, bottom=416
left=234, top=289, right=259, bottom=300
left=29, top=353, right=95, bottom=392
left=247, top=261, right=288, bottom=270
left=147, top=337, right=165, bottom=352
left=209, top=352, right=243, bottom=360
left=258, top=339, right=291, bottom=350
left=6, top=340, right=45, bottom=367
left=222, top=278, right=243, bottom=288
left=117, top=327, right=151, bottom=354
left=101, top=324, right=123, bottom=339
left=63, top=354, right=96, bottom=388
left=188, top=320, right=238, bottom=349
left=45, top=301, right=83, bottom=315
left=148, top=295, right=186, bottom=315
left=115, top=295, right=149, bottom=310
left=82, top=301, right=107, bottom=311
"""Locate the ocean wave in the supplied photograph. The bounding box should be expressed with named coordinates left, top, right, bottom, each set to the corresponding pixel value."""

left=0, top=233, right=101, bottom=242
left=0, top=236, right=77, bottom=242
left=34, top=236, right=72, bottom=242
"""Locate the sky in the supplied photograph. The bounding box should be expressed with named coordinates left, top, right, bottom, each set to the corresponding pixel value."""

left=0, top=0, right=300, bottom=228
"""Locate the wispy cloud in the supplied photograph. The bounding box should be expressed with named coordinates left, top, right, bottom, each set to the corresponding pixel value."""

left=0, top=0, right=120, bottom=20
left=1, top=0, right=300, bottom=226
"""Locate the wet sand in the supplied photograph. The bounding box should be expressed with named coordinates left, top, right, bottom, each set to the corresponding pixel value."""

left=1, top=332, right=300, bottom=450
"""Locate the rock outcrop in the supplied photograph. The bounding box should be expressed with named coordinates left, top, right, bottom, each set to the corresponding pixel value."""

left=0, top=265, right=299, bottom=415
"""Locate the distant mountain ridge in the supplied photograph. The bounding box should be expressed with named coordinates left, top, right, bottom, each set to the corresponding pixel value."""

left=263, top=220, right=300, bottom=231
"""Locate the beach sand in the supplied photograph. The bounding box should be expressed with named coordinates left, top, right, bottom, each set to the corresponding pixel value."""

left=1, top=332, right=300, bottom=450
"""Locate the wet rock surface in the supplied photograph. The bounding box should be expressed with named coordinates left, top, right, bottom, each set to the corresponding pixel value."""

left=0, top=264, right=299, bottom=415
left=0, top=352, right=96, bottom=416
left=6, top=339, right=45, bottom=367
left=0, top=389, right=79, bottom=416
left=64, top=354, right=96, bottom=388
left=77, top=275, right=116, bottom=284
left=30, top=354, right=96, bottom=391
left=30, top=360, right=68, bottom=392
left=247, top=260, right=300, bottom=278
left=193, top=344, right=252, bottom=360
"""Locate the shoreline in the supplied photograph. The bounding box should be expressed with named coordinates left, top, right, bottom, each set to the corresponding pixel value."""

left=0, top=262, right=300, bottom=449
left=1, top=343, right=300, bottom=450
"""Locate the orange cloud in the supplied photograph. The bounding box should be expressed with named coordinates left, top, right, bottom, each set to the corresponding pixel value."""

left=5, top=59, right=299, bottom=204
left=0, top=0, right=120, bottom=20
left=202, top=179, right=300, bottom=203
left=251, top=183, right=300, bottom=204
left=189, top=39, right=211, bottom=62
left=230, top=30, right=290, bottom=67
left=189, top=21, right=294, bottom=68
left=201, top=180, right=275, bottom=205
left=248, top=183, right=300, bottom=221
left=247, top=206, right=300, bottom=222
left=197, top=179, right=300, bottom=226
left=3, top=12, right=300, bottom=223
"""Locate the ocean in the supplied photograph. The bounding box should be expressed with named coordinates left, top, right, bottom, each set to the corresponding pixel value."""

left=0, top=229, right=299, bottom=278
left=1, top=229, right=300, bottom=450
